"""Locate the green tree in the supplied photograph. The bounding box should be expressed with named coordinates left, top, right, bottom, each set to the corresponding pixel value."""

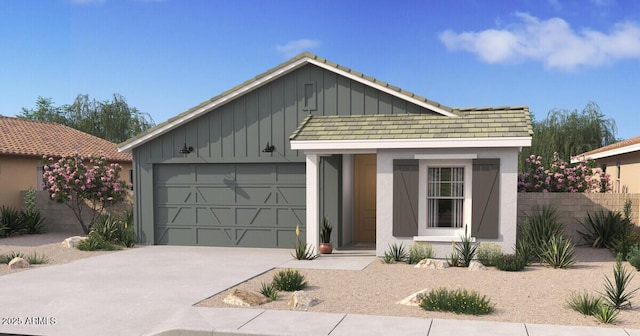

left=519, top=102, right=618, bottom=171
left=20, top=93, right=154, bottom=143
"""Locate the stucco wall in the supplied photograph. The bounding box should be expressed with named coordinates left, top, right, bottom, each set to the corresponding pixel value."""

left=594, top=151, right=640, bottom=193
left=0, top=154, right=131, bottom=211
left=517, top=193, right=640, bottom=244
left=376, top=147, right=520, bottom=257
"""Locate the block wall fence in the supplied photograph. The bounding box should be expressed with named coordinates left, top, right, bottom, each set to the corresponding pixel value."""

left=517, top=193, right=640, bottom=244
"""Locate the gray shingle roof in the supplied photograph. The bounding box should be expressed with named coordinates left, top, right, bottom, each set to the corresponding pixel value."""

left=289, top=107, right=533, bottom=141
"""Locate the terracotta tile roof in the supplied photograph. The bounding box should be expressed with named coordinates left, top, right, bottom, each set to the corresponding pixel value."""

left=0, top=116, right=132, bottom=162
left=576, top=136, right=640, bottom=158
left=289, top=107, right=533, bottom=141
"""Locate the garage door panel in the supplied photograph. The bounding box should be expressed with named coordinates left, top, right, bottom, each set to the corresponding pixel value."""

left=154, top=163, right=305, bottom=247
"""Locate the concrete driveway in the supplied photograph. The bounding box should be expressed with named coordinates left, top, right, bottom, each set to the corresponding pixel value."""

left=0, top=246, right=293, bottom=336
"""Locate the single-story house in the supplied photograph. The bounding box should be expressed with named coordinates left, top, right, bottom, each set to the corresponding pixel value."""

left=0, top=116, right=132, bottom=210
left=118, top=53, right=532, bottom=256
left=572, top=135, right=640, bottom=193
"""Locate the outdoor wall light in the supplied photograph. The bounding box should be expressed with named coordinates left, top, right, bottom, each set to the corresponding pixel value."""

left=179, top=143, right=193, bottom=154
left=262, top=142, right=275, bottom=153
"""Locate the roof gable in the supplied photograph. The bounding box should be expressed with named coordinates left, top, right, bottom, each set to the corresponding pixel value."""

left=0, top=116, right=132, bottom=162
left=118, top=52, right=458, bottom=152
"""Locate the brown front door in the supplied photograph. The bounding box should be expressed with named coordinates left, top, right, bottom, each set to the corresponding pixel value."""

left=354, top=154, right=377, bottom=242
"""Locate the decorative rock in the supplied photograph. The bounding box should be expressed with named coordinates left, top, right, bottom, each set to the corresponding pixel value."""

left=61, top=236, right=87, bottom=248
left=287, top=290, right=320, bottom=309
left=8, top=257, right=30, bottom=269
left=223, top=289, right=268, bottom=307
left=396, top=288, right=429, bottom=306
left=468, top=261, right=488, bottom=271
left=414, top=258, right=449, bottom=269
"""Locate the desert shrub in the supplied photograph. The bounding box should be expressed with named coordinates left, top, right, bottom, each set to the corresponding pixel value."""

left=77, top=232, right=122, bottom=251
left=406, top=243, right=435, bottom=264
left=418, top=287, right=494, bottom=315
left=593, top=304, right=619, bottom=324
left=383, top=243, right=407, bottom=263
left=0, top=251, right=25, bottom=264
left=540, top=235, right=575, bottom=269
left=259, top=282, right=278, bottom=301
left=0, top=206, right=24, bottom=236
left=602, top=254, right=639, bottom=309
left=25, top=252, right=49, bottom=265
left=476, top=242, right=503, bottom=267
left=21, top=188, right=46, bottom=234
left=91, top=212, right=135, bottom=248
left=577, top=210, right=636, bottom=257
left=566, top=291, right=602, bottom=316
left=494, top=253, right=527, bottom=272
left=518, top=206, right=564, bottom=260
left=272, top=269, right=307, bottom=291
left=627, top=245, right=640, bottom=271
left=515, top=239, right=535, bottom=265
left=291, top=225, right=318, bottom=260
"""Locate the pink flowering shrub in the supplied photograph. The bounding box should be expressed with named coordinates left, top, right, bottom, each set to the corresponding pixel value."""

left=518, top=153, right=610, bottom=193
left=43, top=154, right=129, bottom=234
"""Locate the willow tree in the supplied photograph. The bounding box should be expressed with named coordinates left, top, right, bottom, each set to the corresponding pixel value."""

left=519, top=102, right=618, bottom=171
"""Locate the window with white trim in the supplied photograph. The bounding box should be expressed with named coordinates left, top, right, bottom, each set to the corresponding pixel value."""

left=427, top=167, right=464, bottom=228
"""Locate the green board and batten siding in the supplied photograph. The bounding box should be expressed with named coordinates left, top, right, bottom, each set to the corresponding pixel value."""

left=132, top=64, right=435, bottom=247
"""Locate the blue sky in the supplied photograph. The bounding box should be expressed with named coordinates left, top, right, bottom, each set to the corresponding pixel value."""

left=1, top=0, right=639, bottom=140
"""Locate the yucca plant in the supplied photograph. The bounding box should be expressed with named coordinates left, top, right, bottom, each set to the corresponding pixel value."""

left=540, top=235, right=575, bottom=269
left=291, top=225, right=318, bottom=260
left=577, top=210, right=632, bottom=250
left=566, top=291, right=602, bottom=316
left=593, top=304, right=619, bottom=324
left=383, top=243, right=407, bottom=263
left=455, top=233, right=478, bottom=267
left=518, top=205, right=564, bottom=260
left=602, top=254, right=639, bottom=309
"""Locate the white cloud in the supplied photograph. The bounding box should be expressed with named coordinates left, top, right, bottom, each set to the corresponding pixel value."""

left=276, top=39, right=321, bottom=58
left=439, top=12, right=640, bottom=70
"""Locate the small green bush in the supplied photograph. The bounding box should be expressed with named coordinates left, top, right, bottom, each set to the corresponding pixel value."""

left=540, top=235, right=575, bottom=269
left=627, top=245, right=640, bottom=271
left=25, top=252, right=49, bottom=265
left=515, top=239, right=535, bottom=265
left=77, top=233, right=122, bottom=251
left=406, top=243, right=435, bottom=264
left=259, top=282, right=278, bottom=301
left=91, top=212, right=135, bottom=248
left=476, top=242, right=503, bottom=267
left=566, top=291, right=602, bottom=316
left=418, top=287, right=494, bottom=315
left=0, top=251, right=25, bottom=264
left=593, top=304, right=619, bottom=324
left=383, top=243, right=407, bottom=263
left=272, top=269, right=307, bottom=291
left=0, top=206, right=23, bottom=236
left=494, top=253, right=527, bottom=272
left=20, top=210, right=46, bottom=235
left=577, top=210, right=634, bottom=255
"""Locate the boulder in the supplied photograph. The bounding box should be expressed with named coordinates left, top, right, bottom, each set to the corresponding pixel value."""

left=223, top=289, right=268, bottom=307
left=396, top=288, right=429, bottom=306
left=414, top=258, right=449, bottom=269
left=287, top=290, right=320, bottom=309
left=61, top=236, right=87, bottom=248
left=8, top=257, right=30, bottom=269
left=468, top=261, right=488, bottom=271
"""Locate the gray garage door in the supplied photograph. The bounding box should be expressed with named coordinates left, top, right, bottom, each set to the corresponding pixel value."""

left=154, top=163, right=306, bottom=248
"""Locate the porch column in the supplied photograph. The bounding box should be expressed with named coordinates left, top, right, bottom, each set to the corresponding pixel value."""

left=305, top=153, right=320, bottom=254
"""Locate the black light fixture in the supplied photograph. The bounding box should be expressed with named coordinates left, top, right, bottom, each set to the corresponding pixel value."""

left=262, top=142, right=275, bottom=153
left=179, top=143, right=193, bottom=154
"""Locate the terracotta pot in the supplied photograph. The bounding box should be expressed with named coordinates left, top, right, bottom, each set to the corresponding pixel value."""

left=319, top=243, right=333, bottom=254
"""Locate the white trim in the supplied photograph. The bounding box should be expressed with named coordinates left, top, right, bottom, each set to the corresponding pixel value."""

left=414, top=236, right=476, bottom=243
left=305, top=154, right=320, bottom=255
left=571, top=143, right=640, bottom=163
left=291, top=137, right=531, bottom=151
left=303, top=149, right=377, bottom=155
left=119, top=58, right=310, bottom=152
left=306, top=59, right=457, bottom=118
left=414, top=154, right=477, bottom=160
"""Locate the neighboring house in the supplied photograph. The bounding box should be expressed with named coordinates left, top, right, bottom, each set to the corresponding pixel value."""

left=119, top=53, right=532, bottom=256
left=0, top=116, right=132, bottom=210
left=572, top=135, right=640, bottom=193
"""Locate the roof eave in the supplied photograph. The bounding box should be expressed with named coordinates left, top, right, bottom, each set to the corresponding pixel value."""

left=291, top=137, right=532, bottom=151
left=571, top=143, right=640, bottom=163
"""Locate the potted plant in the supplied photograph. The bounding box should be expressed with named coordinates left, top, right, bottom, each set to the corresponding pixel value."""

left=319, top=217, right=333, bottom=254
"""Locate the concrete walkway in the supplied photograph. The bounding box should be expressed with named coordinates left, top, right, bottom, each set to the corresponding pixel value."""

left=0, top=245, right=638, bottom=336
